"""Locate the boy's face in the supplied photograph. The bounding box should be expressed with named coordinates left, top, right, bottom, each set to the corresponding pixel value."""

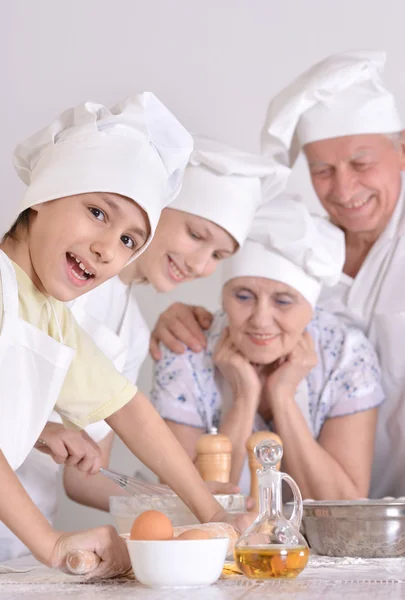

left=29, top=192, right=150, bottom=301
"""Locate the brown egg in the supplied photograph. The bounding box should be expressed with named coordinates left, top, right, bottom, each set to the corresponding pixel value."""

left=130, top=510, right=174, bottom=541
left=176, top=529, right=211, bottom=541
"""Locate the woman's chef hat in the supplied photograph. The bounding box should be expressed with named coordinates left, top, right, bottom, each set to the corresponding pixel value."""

left=261, top=50, right=402, bottom=170
left=169, top=135, right=281, bottom=246
left=222, top=194, right=345, bottom=306
left=13, top=92, right=193, bottom=253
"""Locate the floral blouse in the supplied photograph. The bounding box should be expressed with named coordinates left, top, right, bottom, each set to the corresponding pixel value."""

left=151, top=307, right=384, bottom=491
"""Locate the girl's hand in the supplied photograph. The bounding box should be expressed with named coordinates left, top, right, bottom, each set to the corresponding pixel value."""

left=213, top=328, right=261, bottom=406
left=35, top=422, right=102, bottom=475
left=265, top=331, right=317, bottom=399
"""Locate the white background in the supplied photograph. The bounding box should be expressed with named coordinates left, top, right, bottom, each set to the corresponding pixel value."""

left=1, top=0, right=404, bottom=530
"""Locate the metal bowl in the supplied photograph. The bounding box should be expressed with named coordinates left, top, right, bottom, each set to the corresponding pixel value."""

left=302, top=499, right=405, bottom=558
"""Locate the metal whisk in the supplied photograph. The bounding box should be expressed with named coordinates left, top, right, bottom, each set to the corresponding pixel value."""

left=100, top=467, right=174, bottom=496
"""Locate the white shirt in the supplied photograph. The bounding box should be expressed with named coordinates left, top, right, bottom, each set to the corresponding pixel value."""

left=0, top=276, right=149, bottom=560
left=319, top=175, right=405, bottom=498
left=151, top=308, right=384, bottom=495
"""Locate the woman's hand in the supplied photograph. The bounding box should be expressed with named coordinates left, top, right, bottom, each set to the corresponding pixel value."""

left=35, top=422, right=102, bottom=475
left=50, top=526, right=130, bottom=579
left=213, top=328, right=261, bottom=406
left=265, top=331, right=317, bottom=400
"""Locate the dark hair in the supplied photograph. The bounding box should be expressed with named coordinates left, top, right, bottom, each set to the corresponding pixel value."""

left=2, top=209, right=30, bottom=242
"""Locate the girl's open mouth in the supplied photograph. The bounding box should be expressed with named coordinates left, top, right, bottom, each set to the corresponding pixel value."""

left=167, top=256, right=187, bottom=283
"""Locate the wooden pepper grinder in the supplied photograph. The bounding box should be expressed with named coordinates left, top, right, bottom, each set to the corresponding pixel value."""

left=246, top=431, right=283, bottom=508
left=196, top=427, right=232, bottom=483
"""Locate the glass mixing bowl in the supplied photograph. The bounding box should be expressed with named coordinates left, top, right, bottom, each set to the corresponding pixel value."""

left=110, top=493, right=247, bottom=533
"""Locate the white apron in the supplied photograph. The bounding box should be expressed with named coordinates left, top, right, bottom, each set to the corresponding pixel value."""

left=69, top=277, right=150, bottom=382
left=0, top=449, right=59, bottom=561
left=70, top=292, right=128, bottom=374
left=318, top=177, right=405, bottom=498
left=0, top=251, right=75, bottom=471
left=0, top=273, right=131, bottom=560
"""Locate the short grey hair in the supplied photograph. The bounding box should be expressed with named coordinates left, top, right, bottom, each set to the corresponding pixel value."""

left=386, top=131, right=404, bottom=149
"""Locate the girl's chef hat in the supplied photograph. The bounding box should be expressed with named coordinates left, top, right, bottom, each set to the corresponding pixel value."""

left=13, top=92, right=193, bottom=252
left=222, top=194, right=345, bottom=307
left=169, top=136, right=281, bottom=246
left=261, top=51, right=402, bottom=172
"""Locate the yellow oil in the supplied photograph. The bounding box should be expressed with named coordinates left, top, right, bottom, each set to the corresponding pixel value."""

left=234, top=545, right=309, bottom=579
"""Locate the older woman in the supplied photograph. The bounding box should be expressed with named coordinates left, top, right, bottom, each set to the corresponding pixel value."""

left=151, top=196, right=384, bottom=500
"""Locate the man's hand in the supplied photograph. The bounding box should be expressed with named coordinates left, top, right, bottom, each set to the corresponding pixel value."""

left=35, top=422, right=102, bottom=475
left=150, top=303, right=213, bottom=360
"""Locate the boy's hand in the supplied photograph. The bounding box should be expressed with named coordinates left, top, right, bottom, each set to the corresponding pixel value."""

left=35, top=422, right=102, bottom=475
left=50, top=526, right=130, bottom=579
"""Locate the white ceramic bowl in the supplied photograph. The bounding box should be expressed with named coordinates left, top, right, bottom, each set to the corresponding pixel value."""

left=126, top=537, right=228, bottom=588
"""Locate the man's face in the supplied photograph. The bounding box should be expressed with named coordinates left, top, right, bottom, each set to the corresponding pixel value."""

left=304, top=133, right=405, bottom=236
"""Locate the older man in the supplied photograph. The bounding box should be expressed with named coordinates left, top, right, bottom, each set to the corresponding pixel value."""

left=150, top=51, right=405, bottom=498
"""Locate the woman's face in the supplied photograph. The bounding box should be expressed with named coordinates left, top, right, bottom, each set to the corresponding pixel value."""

left=135, top=208, right=238, bottom=292
left=223, top=277, right=313, bottom=364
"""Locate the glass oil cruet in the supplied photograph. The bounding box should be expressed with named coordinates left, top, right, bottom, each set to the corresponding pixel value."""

left=234, top=439, right=309, bottom=579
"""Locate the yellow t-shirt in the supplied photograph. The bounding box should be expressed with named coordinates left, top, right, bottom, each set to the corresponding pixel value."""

left=0, top=260, right=137, bottom=429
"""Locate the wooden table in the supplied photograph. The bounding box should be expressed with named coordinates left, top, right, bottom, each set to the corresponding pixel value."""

left=1, top=555, right=405, bottom=599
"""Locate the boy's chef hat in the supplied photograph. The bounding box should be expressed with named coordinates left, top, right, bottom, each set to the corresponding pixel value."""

left=13, top=92, right=193, bottom=254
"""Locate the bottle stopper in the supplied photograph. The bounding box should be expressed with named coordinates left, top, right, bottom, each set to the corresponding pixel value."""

left=246, top=431, right=282, bottom=508
left=255, top=439, right=283, bottom=469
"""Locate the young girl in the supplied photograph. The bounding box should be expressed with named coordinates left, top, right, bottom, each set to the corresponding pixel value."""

left=0, top=93, right=251, bottom=577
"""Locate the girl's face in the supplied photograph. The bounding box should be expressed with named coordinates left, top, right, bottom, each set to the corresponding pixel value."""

left=222, top=277, right=313, bottom=364
left=27, top=192, right=150, bottom=301
left=134, top=208, right=238, bottom=292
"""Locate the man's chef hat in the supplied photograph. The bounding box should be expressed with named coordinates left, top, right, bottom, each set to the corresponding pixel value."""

left=222, top=194, right=345, bottom=306
left=169, top=136, right=281, bottom=246
left=261, top=51, right=402, bottom=170
left=13, top=92, right=193, bottom=253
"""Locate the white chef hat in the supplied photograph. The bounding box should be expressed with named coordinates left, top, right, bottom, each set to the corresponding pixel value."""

left=169, top=135, right=280, bottom=246
left=222, top=194, right=345, bottom=306
left=13, top=92, right=193, bottom=254
left=261, top=50, right=402, bottom=170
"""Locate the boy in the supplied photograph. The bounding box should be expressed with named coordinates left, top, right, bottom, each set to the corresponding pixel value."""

left=0, top=93, right=250, bottom=578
